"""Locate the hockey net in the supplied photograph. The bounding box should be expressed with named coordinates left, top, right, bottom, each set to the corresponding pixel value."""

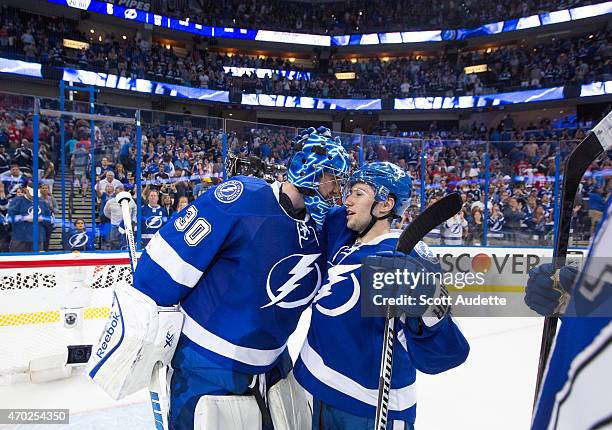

left=0, top=253, right=134, bottom=385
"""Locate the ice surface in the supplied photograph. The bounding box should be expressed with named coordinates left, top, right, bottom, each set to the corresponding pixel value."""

left=0, top=312, right=543, bottom=430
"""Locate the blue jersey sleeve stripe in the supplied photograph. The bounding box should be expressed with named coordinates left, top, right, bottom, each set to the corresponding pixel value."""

left=146, top=233, right=203, bottom=288
left=299, top=339, right=417, bottom=411
left=181, top=309, right=287, bottom=367
left=134, top=252, right=192, bottom=306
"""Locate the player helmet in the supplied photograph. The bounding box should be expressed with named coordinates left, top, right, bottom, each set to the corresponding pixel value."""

left=287, top=126, right=351, bottom=228
left=345, top=161, right=413, bottom=237
left=348, top=161, right=413, bottom=218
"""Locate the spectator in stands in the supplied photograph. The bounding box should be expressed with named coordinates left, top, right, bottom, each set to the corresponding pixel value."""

left=103, top=184, right=136, bottom=250
left=63, top=218, right=91, bottom=252
left=12, top=139, right=33, bottom=169
left=118, top=136, right=131, bottom=167
left=176, top=195, right=189, bottom=213
left=95, top=170, right=122, bottom=198
left=114, top=163, right=130, bottom=187
left=70, top=142, right=90, bottom=198
left=192, top=177, right=213, bottom=199
left=141, top=189, right=169, bottom=248
left=39, top=182, right=57, bottom=251
left=174, top=150, right=190, bottom=171
left=0, top=163, right=28, bottom=199
left=7, top=185, right=51, bottom=252
left=160, top=193, right=175, bottom=218
left=123, top=146, right=138, bottom=174
left=503, top=197, right=524, bottom=233
left=158, top=175, right=178, bottom=203
left=468, top=206, right=484, bottom=245
left=42, top=161, right=55, bottom=193
left=98, top=183, right=114, bottom=248
left=95, top=157, right=114, bottom=178
left=0, top=146, right=9, bottom=174
left=4, top=4, right=611, bottom=100
left=0, top=181, right=9, bottom=252
left=530, top=205, right=549, bottom=244
left=172, top=167, right=191, bottom=200
left=441, top=211, right=467, bottom=245
left=588, top=186, right=606, bottom=234
left=162, top=154, right=175, bottom=176
left=488, top=203, right=505, bottom=234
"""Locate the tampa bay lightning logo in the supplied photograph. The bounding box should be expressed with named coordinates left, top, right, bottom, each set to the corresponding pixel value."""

left=124, top=8, right=137, bottom=19
left=8, top=183, right=21, bottom=195
left=214, top=180, right=243, bottom=203
left=313, top=264, right=361, bottom=317
left=27, top=206, right=40, bottom=216
left=262, top=254, right=322, bottom=309
left=441, top=29, right=457, bottom=41
left=69, top=232, right=89, bottom=248
left=145, top=215, right=163, bottom=229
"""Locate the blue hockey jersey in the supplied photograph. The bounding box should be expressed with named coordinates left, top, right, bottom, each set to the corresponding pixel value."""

left=140, top=204, right=169, bottom=243
left=7, top=196, right=52, bottom=242
left=134, top=177, right=325, bottom=375
left=63, top=228, right=92, bottom=251
left=532, top=196, right=612, bottom=430
left=294, top=206, right=469, bottom=423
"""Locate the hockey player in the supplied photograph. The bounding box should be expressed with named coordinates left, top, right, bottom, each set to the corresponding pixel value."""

left=88, top=127, right=351, bottom=430
left=525, top=195, right=611, bottom=430
left=294, top=162, right=470, bottom=430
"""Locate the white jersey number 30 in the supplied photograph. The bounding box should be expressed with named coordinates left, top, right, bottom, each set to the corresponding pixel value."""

left=174, top=206, right=211, bottom=247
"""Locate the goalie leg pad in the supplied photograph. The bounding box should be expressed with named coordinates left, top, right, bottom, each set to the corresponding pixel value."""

left=268, top=371, right=312, bottom=430
left=87, top=286, right=183, bottom=400
left=194, top=394, right=262, bottom=430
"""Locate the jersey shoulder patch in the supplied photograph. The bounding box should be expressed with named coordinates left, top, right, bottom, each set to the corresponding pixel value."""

left=412, top=240, right=439, bottom=264
left=214, top=180, right=244, bottom=203
left=206, top=176, right=279, bottom=217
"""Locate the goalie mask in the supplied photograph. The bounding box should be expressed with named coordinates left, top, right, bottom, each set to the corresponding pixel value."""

left=287, top=127, right=351, bottom=229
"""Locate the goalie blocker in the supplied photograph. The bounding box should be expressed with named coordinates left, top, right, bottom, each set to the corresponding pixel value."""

left=88, top=286, right=183, bottom=400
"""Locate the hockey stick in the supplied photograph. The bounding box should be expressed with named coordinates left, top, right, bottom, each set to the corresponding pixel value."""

left=116, top=192, right=171, bottom=430
left=533, top=111, right=611, bottom=407
left=374, top=192, right=463, bottom=430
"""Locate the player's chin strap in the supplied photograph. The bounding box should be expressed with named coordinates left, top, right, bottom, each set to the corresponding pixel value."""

left=358, top=202, right=394, bottom=238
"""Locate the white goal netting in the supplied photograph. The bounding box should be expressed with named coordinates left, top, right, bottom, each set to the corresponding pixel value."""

left=0, top=253, right=134, bottom=384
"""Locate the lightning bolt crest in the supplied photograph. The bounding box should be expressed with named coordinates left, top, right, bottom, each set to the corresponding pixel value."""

left=263, top=254, right=321, bottom=308
left=313, top=264, right=361, bottom=303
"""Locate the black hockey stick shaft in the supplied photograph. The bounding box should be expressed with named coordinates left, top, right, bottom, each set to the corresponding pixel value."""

left=533, top=113, right=610, bottom=408
left=374, top=192, right=462, bottom=430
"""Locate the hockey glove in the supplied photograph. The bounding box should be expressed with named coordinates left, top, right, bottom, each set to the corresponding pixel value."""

left=362, top=250, right=448, bottom=322
left=524, top=263, right=579, bottom=316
